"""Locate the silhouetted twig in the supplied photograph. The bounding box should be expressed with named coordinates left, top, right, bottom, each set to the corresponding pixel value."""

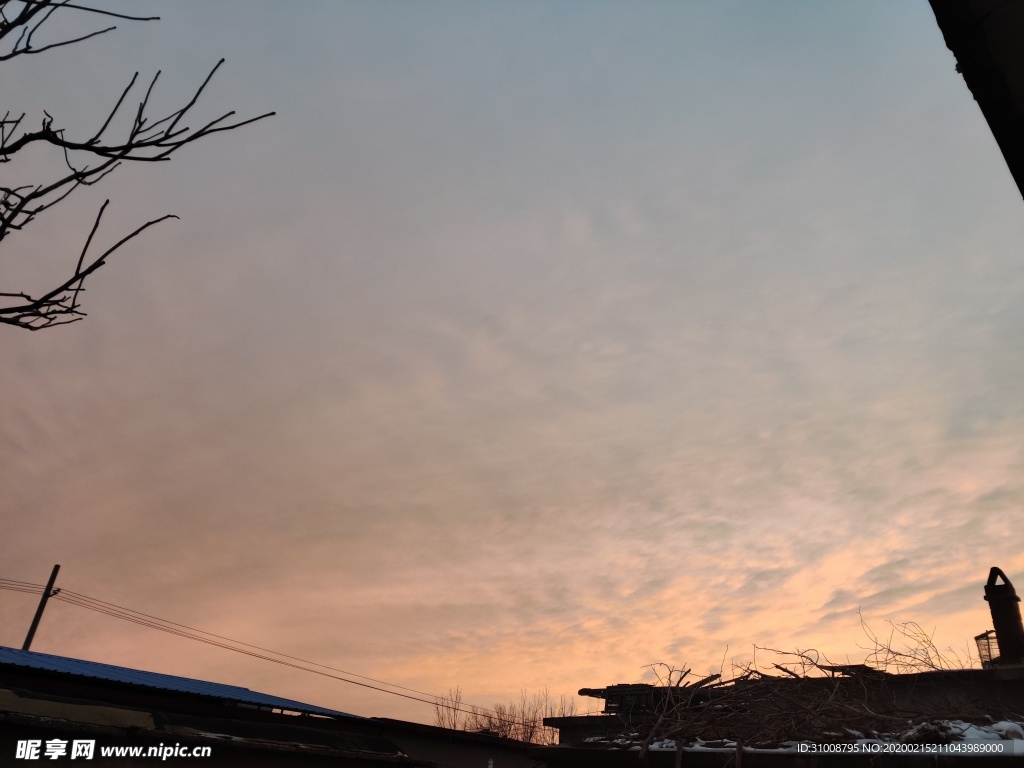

left=0, top=0, right=274, bottom=329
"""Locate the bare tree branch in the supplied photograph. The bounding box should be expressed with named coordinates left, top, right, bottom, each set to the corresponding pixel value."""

left=0, top=1, right=275, bottom=329
left=624, top=620, right=989, bottom=752
left=434, top=685, right=576, bottom=744
left=0, top=201, right=177, bottom=329
left=0, top=0, right=158, bottom=61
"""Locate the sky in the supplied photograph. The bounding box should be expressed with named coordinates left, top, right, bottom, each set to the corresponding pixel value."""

left=2, top=0, right=1024, bottom=723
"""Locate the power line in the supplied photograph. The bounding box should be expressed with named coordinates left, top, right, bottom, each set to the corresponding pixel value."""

left=1, top=579, right=438, bottom=699
left=59, top=586, right=442, bottom=699
left=0, top=578, right=553, bottom=730
left=0, top=578, right=46, bottom=596
left=0, top=578, right=44, bottom=588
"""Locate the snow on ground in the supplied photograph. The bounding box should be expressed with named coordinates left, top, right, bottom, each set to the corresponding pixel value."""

left=587, top=720, right=1024, bottom=755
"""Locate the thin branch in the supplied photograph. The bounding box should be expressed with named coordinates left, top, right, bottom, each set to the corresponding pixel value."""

left=0, top=207, right=177, bottom=330
left=19, top=1, right=158, bottom=23
left=0, top=0, right=158, bottom=60
left=0, top=3, right=274, bottom=330
left=0, top=24, right=113, bottom=60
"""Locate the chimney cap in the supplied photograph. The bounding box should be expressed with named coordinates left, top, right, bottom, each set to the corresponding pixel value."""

left=984, top=567, right=1020, bottom=602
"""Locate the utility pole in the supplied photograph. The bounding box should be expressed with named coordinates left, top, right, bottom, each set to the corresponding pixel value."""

left=22, top=564, right=60, bottom=652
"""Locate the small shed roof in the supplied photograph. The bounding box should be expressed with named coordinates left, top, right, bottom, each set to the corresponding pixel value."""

left=0, top=646, right=361, bottom=719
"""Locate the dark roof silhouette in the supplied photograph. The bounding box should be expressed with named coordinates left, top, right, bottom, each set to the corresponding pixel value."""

left=0, top=645, right=360, bottom=719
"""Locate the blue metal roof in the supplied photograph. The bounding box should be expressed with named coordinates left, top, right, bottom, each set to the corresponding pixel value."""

left=0, top=646, right=362, bottom=719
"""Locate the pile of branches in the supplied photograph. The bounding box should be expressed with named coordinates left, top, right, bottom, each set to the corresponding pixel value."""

left=629, top=621, right=1005, bottom=751
left=636, top=657, right=907, bottom=750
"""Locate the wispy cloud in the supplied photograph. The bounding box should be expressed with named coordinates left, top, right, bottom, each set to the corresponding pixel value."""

left=2, top=0, right=1023, bottom=722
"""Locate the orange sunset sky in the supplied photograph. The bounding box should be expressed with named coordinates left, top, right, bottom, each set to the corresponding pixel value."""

left=3, top=0, right=1024, bottom=723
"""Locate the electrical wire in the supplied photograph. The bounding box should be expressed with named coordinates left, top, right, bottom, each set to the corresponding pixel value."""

left=1, top=580, right=441, bottom=703
left=0, top=578, right=44, bottom=588
left=0, top=579, right=45, bottom=596
left=0, top=578, right=553, bottom=730
left=58, top=586, right=442, bottom=698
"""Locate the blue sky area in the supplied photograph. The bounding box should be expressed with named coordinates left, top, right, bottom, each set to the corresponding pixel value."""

left=2, top=1, right=1023, bottom=721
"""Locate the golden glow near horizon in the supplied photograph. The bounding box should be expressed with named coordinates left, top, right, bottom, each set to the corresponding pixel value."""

left=3, top=0, right=1024, bottom=723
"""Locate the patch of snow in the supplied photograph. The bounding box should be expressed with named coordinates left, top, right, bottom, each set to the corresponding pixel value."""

left=991, top=722, right=1024, bottom=740
left=594, top=719, right=1024, bottom=755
